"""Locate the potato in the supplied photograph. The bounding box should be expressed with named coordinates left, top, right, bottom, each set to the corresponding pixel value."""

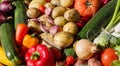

left=54, top=16, right=67, bottom=27
left=26, top=8, right=40, bottom=18
left=54, top=31, right=74, bottom=48
left=45, top=3, right=55, bottom=8
left=60, top=0, right=74, bottom=7
left=52, top=6, right=66, bottom=18
left=64, top=9, right=80, bottom=21
left=63, top=22, right=78, bottom=35
left=51, top=0, right=60, bottom=6
left=29, top=0, right=46, bottom=8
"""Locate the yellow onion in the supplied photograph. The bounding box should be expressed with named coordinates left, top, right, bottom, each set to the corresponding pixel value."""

left=74, top=39, right=97, bottom=60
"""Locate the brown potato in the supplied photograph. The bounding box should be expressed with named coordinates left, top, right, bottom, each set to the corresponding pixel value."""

left=26, top=8, right=40, bottom=18
left=29, top=0, right=46, bottom=8
left=64, top=9, right=80, bottom=21
left=54, top=31, right=74, bottom=48
left=51, top=0, right=60, bottom=6
left=60, top=0, right=74, bottom=7
left=45, top=3, right=55, bottom=8
left=52, top=6, right=66, bottom=18
left=54, top=16, right=67, bottom=27
left=63, top=22, right=78, bottom=35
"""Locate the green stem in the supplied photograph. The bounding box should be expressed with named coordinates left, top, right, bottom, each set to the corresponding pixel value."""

left=105, top=0, right=120, bottom=31
left=113, top=14, right=120, bottom=25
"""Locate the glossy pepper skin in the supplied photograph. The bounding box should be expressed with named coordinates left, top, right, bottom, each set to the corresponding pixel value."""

left=25, top=44, right=54, bottom=66
left=15, top=23, right=29, bottom=46
left=23, top=34, right=39, bottom=48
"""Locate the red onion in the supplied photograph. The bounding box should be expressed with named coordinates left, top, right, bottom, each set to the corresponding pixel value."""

left=45, top=7, right=52, bottom=16
left=0, top=1, right=12, bottom=13
left=40, top=22, right=49, bottom=33
left=49, top=25, right=59, bottom=34
left=0, top=11, right=6, bottom=22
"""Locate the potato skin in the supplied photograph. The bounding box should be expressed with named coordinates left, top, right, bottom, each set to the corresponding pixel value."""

left=52, top=6, right=66, bottom=19
left=26, top=8, right=40, bottom=18
left=54, top=31, right=74, bottom=48
left=63, top=22, right=78, bottom=35
left=64, top=9, right=80, bottom=21
left=60, top=0, right=74, bottom=7
left=29, top=0, right=46, bottom=8
left=51, top=0, right=60, bottom=6
left=54, top=16, right=67, bottom=27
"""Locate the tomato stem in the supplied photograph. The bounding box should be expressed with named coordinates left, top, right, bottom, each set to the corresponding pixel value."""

left=86, top=0, right=92, bottom=6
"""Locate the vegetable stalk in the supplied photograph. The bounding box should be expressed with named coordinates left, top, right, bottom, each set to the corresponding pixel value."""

left=105, top=0, right=120, bottom=31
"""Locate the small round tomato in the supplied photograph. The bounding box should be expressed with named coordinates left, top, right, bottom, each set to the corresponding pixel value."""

left=66, top=56, right=75, bottom=65
left=39, top=5, right=45, bottom=14
left=101, top=48, right=118, bottom=66
left=74, top=0, right=100, bottom=17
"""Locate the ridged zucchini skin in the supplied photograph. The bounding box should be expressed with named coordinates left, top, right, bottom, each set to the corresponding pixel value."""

left=12, top=1, right=27, bottom=29
left=0, top=23, right=22, bottom=65
left=78, top=0, right=117, bottom=41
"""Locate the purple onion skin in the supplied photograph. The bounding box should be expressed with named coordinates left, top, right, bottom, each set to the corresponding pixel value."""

left=0, top=11, right=6, bottom=22
left=0, top=1, right=12, bottom=13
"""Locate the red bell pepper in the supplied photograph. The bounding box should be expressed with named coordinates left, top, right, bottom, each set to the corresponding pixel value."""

left=15, top=23, right=29, bottom=46
left=25, top=44, right=54, bottom=66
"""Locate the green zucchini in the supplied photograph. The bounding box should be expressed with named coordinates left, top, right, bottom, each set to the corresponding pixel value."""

left=78, top=0, right=117, bottom=41
left=12, top=1, right=27, bottom=29
left=0, top=23, right=22, bottom=65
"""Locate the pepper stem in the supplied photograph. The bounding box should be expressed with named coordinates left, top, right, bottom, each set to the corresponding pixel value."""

left=30, top=51, right=40, bottom=60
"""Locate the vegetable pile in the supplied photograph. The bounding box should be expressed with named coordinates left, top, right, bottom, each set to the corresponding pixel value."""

left=0, top=0, right=120, bottom=66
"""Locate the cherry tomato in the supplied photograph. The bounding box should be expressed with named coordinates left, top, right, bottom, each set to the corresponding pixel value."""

left=101, top=48, right=118, bottom=66
left=39, top=5, right=45, bottom=14
left=66, top=56, right=75, bottom=65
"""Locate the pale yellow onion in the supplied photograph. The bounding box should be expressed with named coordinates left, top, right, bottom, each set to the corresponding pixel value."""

left=74, top=39, right=97, bottom=60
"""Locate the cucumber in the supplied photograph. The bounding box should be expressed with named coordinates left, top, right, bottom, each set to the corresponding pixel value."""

left=0, top=23, right=22, bottom=65
left=12, top=1, right=27, bottom=29
left=78, top=0, right=117, bottom=41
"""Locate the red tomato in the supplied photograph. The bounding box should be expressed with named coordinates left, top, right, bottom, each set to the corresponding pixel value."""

left=39, top=5, right=45, bottom=14
left=101, top=48, right=118, bottom=66
left=74, top=0, right=100, bottom=17
left=66, top=56, right=75, bottom=65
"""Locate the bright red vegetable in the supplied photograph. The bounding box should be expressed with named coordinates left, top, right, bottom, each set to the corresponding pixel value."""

left=51, top=47, right=62, bottom=60
left=25, top=44, right=54, bottom=66
left=15, top=23, right=29, bottom=46
left=74, top=0, right=100, bottom=17
left=39, top=5, right=45, bottom=14
left=66, top=56, right=75, bottom=65
left=101, top=48, right=118, bottom=66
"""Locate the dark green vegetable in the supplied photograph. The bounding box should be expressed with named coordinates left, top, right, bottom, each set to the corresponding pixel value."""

left=0, top=23, right=22, bottom=65
left=78, top=0, right=117, bottom=41
left=12, top=1, right=27, bottom=29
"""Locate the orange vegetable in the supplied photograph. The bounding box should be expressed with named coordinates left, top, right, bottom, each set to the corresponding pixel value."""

left=23, top=34, right=39, bottom=48
left=74, top=0, right=100, bottom=17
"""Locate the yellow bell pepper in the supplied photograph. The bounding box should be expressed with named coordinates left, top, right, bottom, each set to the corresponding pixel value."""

left=23, top=34, right=39, bottom=48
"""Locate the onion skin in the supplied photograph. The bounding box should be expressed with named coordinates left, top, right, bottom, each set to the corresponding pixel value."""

left=0, top=1, right=12, bottom=13
left=74, top=39, right=97, bottom=60
left=0, top=11, right=6, bottom=22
